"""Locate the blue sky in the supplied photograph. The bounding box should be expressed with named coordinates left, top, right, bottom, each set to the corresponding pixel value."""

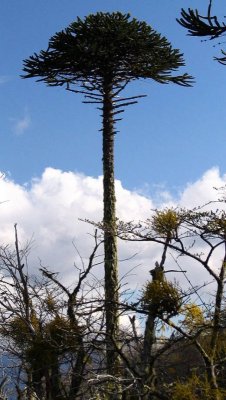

left=1, top=0, right=226, bottom=195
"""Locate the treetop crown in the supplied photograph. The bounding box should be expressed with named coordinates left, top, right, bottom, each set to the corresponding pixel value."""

left=23, top=12, right=193, bottom=90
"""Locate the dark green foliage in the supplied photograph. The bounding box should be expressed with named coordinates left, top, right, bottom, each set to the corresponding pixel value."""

left=177, top=2, right=226, bottom=64
left=23, top=12, right=192, bottom=89
left=177, top=6, right=226, bottom=38
left=142, top=279, right=182, bottom=317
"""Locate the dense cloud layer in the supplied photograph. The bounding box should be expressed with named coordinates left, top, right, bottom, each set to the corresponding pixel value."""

left=0, top=167, right=225, bottom=291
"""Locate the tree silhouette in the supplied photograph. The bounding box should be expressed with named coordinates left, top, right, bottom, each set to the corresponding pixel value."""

left=22, top=11, right=192, bottom=382
left=177, top=1, right=226, bottom=64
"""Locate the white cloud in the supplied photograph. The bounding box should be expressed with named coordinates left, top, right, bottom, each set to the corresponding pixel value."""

left=0, top=167, right=225, bottom=293
left=12, top=112, right=31, bottom=135
left=179, top=167, right=226, bottom=208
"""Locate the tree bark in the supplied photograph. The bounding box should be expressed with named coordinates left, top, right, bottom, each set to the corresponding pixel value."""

left=102, top=76, right=120, bottom=382
left=68, top=296, right=86, bottom=399
left=141, top=313, right=157, bottom=400
left=207, top=248, right=226, bottom=400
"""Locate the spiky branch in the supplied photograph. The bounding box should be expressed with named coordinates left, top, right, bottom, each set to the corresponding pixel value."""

left=177, top=1, right=226, bottom=63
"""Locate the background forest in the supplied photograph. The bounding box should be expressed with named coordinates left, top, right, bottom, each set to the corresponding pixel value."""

left=0, top=1, right=226, bottom=399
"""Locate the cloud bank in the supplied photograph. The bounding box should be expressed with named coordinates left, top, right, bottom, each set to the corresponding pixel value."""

left=0, top=167, right=225, bottom=290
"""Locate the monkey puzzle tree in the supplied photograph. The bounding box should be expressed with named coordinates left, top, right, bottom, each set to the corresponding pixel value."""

left=22, top=12, right=192, bottom=381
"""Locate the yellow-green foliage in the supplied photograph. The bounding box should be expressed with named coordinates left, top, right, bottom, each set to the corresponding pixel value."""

left=142, top=279, right=182, bottom=317
left=1, top=313, right=80, bottom=373
left=181, top=305, right=226, bottom=357
left=25, top=315, right=80, bottom=370
left=2, top=312, right=40, bottom=347
left=206, top=213, right=226, bottom=236
left=45, top=293, right=58, bottom=313
left=46, top=315, right=80, bottom=349
left=181, top=304, right=205, bottom=333
left=171, top=374, right=226, bottom=400
left=152, top=209, right=179, bottom=238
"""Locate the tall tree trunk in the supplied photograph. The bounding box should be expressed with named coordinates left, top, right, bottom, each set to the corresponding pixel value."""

left=207, top=249, right=226, bottom=400
left=69, top=339, right=86, bottom=399
left=102, top=76, right=120, bottom=382
left=68, top=297, right=86, bottom=399
left=50, top=359, right=62, bottom=400
left=140, top=261, right=167, bottom=400
left=207, top=368, right=220, bottom=400
left=141, top=304, right=157, bottom=399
